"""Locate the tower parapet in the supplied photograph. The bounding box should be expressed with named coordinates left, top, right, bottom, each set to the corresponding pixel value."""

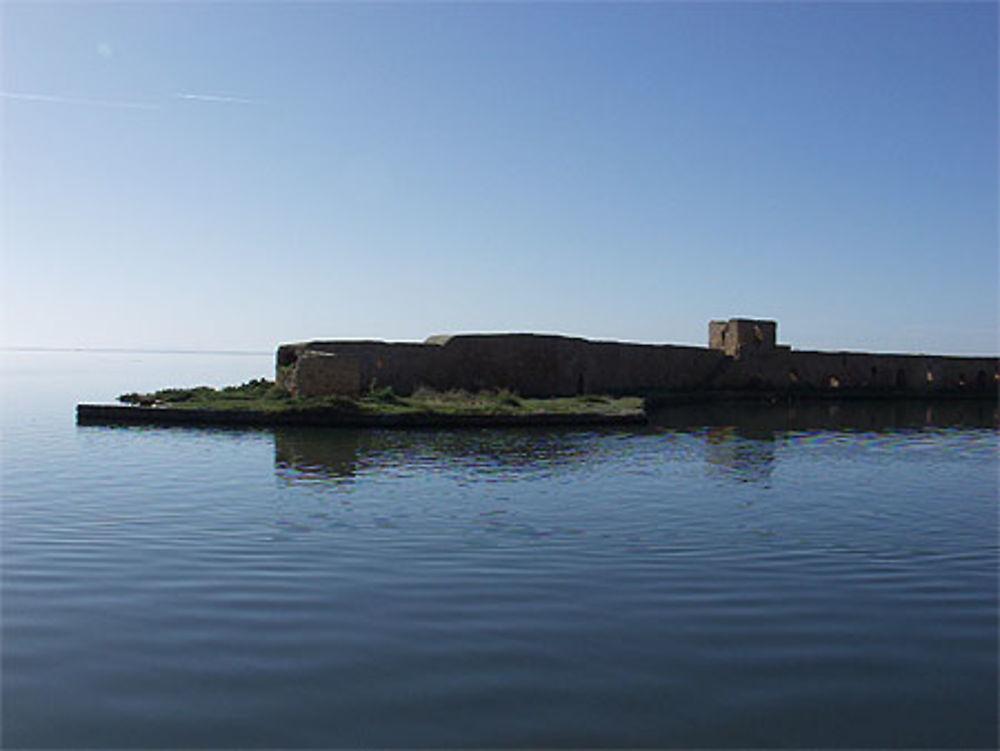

left=709, top=318, right=781, bottom=358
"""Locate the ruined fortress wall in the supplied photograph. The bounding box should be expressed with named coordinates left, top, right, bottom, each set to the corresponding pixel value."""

left=280, top=335, right=730, bottom=398
left=427, top=335, right=571, bottom=395
left=569, top=340, right=725, bottom=394
left=278, top=335, right=999, bottom=399
left=280, top=341, right=446, bottom=395
left=424, top=336, right=725, bottom=396
left=293, top=351, right=362, bottom=398
left=711, top=349, right=998, bottom=395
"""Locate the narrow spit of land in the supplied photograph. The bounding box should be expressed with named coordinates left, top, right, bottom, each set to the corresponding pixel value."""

left=76, top=379, right=647, bottom=428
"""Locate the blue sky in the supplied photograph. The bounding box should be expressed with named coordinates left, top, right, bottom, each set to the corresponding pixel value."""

left=2, top=2, right=996, bottom=354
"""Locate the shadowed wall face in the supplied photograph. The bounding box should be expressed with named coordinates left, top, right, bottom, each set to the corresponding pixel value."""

left=714, top=350, right=1000, bottom=396
left=292, top=352, right=361, bottom=398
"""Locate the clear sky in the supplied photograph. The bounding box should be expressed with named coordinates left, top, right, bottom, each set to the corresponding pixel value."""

left=2, top=1, right=997, bottom=355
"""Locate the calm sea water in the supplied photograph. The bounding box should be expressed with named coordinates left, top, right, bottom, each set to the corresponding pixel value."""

left=2, top=351, right=997, bottom=748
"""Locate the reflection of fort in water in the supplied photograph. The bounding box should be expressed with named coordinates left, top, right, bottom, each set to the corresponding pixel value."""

left=273, top=400, right=998, bottom=486
left=273, top=427, right=607, bottom=484
left=703, top=428, right=777, bottom=484
left=650, top=399, right=999, bottom=435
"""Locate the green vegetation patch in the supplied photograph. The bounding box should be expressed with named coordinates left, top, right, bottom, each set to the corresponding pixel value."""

left=118, top=380, right=644, bottom=416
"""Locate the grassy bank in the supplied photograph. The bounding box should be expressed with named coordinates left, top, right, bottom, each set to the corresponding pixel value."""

left=117, top=379, right=644, bottom=417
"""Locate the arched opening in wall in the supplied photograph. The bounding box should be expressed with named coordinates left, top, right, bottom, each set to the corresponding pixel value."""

left=977, top=370, right=988, bottom=390
left=788, top=369, right=800, bottom=385
left=895, top=369, right=907, bottom=389
left=925, top=370, right=935, bottom=386
left=828, top=375, right=841, bottom=389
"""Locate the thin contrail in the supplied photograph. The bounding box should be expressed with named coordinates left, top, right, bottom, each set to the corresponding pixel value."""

left=0, top=90, right=161, bottom=111
left=175, top=92, right=255, bottom=104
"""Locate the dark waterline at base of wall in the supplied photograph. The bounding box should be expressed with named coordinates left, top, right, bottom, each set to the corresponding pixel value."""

left=75, top=404, right=649, bottom=429
left=646, top=396, right=999, bottom=432
left=642, top=388, right=999, bottom=408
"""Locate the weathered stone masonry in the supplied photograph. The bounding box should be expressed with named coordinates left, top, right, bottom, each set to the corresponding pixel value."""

left=276, top=319, right=999, bottom=399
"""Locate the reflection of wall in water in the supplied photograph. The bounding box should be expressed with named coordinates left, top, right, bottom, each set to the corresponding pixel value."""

left=657, top=399, right=998, bottom=484
left=703, top=427, right=777, bottom=483
left=273, top=427, right=610, bottom=484
left=650, top=399, right=999, bottom=434
left=274, top=428, right=365, bottom=482
left=272, top=401, right=996, bottom=485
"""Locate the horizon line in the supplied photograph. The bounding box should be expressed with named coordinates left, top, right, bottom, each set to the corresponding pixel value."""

left=1, top=346, right=272, bottom=356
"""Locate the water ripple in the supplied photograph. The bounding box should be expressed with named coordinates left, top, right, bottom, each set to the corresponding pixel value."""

left=2, top=354, right=996, bottom=748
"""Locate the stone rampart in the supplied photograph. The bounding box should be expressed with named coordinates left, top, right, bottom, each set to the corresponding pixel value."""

left=293, top=351, right=362, bottom=398
left=277, top=320, right=999, bottom=400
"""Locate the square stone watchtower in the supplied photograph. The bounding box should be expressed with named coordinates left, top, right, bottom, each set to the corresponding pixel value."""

left=709, top=318, right=778, bottom=358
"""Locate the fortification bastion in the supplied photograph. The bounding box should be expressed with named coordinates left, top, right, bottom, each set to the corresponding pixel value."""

left=276, top=319, right=999, bottom=400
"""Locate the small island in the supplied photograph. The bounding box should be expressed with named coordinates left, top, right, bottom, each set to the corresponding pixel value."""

left=76, top=379, right=648, bottom=428
left=76, top=317, right=998, bottom=430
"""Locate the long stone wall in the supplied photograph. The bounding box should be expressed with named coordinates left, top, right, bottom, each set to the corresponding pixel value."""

left=278, top=335, right=729, bottom=398
left=276, top=322, right=999, bottom=400
left=708, top=348, right=997, bottom=396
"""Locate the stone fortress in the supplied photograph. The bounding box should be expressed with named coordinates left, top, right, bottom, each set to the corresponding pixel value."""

left=276, top=318, right=999, bottom=400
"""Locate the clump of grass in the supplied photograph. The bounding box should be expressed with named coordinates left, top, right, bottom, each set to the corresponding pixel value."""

left=118, top=392, right=157, bottom=406
left=292, top=394, right=362, bottom=412
left=118, top=379, right=291, bottom=408
left=221, top=378, right=284, bottom=399
left=367, top=385, right=401, bottom=404
left=496, top=388, right=522, bottom=407
left=408, top=387, right=476, bottom=410
left=399, top=387, right=640, bottom=415
left=405, top=388, right=516, bottom=413
left=116, top=380, right=643, bottom=417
